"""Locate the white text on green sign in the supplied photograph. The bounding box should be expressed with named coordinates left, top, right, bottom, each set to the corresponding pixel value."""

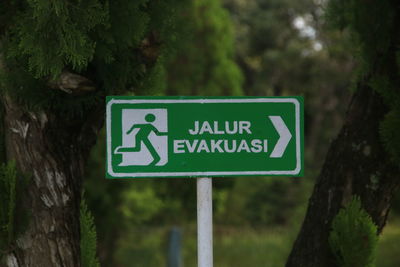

left=106, top=97, right=304, bottom=178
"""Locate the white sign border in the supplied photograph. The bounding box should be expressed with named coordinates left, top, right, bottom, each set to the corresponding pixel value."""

left=106, top=98, right=302, bottom=177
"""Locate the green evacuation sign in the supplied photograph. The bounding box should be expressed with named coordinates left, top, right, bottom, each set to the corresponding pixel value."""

left=106, top=97, right=303, bottom=178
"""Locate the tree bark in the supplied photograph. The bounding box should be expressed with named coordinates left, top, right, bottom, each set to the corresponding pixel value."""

left=286, top=84, right=400, bottom=266
left=1, top=95, right=103, bottom=267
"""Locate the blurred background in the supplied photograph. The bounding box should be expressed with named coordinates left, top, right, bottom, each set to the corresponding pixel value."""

left=83, top=0, right=400, bottom=266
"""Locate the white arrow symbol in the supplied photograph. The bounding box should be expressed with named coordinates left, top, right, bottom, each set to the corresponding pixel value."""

left=269, top=116, right=292, bottom=158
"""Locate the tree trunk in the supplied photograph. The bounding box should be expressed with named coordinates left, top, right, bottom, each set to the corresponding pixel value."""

left=286, top=85, right=400, bottom=266
left=1, top=95, right=103, bottom=267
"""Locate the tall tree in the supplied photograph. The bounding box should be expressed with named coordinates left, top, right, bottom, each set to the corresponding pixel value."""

left=0, top=0, right=185, bottom=266
left=287, top=1, right=400, bottom=266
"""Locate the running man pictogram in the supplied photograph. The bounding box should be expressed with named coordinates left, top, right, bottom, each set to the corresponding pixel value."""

left=115, top=113, right=167, bottom=166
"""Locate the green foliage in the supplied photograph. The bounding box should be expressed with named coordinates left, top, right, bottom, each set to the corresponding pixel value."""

left=137, top=57, right=168, bottom=96
left=92, top=0, right=151, bottom=92
left=0, top=161, right=28, bottom=257
left=8, top=0, right=107, bottom=78
left=165, top=0, right=243, bottom=96
left=119, top=182, right=164, bottom=224
left=1, top=0, right=188, bottom=114
left=80, top=197, right=100, bottom=267
left=243, top=179, right=304, bottom=226
left=329, top=196, right=378, bottom=267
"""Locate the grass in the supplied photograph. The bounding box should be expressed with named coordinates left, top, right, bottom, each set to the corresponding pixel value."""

left=112, top=220, right=400, bottom=267
left=213, top=227, right=292, bottom=267
left=376, top=219, right=400, bottom=267
left=114, top=224, right=295, bottom=267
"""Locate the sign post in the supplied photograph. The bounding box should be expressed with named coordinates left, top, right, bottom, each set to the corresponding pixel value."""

left=197, top=177, right=213, bottom=267
left=106, top=96, right=304, bottom=267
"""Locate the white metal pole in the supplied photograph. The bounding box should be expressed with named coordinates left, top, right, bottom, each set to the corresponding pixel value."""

left=197, top=177, right=213, bottom=267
